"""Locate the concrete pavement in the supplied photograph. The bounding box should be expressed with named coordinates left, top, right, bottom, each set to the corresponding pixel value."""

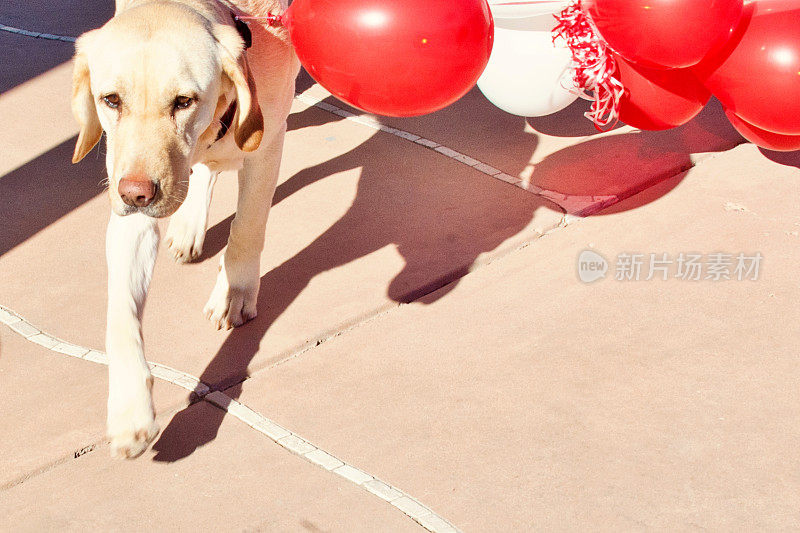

left=2, top=6, right=800, bottom=531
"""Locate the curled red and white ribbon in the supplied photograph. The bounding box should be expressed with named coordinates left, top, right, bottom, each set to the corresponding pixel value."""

left=553, top=0, right=624, bottom=130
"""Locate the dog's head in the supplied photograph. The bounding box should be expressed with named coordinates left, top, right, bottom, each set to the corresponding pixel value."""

left=71, top=3, right=263, bottom=217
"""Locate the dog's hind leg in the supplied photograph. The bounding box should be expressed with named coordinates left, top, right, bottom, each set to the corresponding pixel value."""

left=165, top=163, right=218, bottom=263
left=105, top=211, right=160, bottom=458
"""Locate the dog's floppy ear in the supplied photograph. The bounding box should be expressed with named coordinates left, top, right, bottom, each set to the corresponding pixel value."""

left=71, top=31, right=103, bottom=163
left=214, top=24, right=264, bottom=152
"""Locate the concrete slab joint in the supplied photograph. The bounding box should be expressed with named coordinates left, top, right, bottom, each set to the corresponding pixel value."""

left=0, top=305, right=461, bottom=532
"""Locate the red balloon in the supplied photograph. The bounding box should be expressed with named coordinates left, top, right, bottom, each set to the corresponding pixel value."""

left=695, top=0, right=800, bottom=135
left=615, top=55, right=710, bottom=130
left=583, top=0, right=743, bottom=69
left=283, top=0, right=493, bottom=117
left=725, top=108, right=800, bottom=152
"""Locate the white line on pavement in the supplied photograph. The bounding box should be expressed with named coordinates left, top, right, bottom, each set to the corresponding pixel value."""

left=293, top=90, right=618, bottom=218
left=0, top=304, right=460, bottom=533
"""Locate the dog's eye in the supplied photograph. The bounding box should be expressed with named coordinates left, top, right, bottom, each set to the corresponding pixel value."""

left=174, top=96, right=194, bottom=110
left=102, top=94, right=120, bottom=109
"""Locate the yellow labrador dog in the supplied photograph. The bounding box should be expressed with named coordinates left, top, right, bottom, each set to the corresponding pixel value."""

left=72, top=0, right=299, bottom=457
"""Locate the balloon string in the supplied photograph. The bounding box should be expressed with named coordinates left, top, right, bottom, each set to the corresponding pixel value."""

left=553, top=0, right=623, bottom=131
left=235, top=13, right=283, bottom=27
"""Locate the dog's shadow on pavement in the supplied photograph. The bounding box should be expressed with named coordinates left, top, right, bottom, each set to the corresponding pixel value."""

left=151, top=95, right=550, bottom=461
left=151, top=90, right=744, bottom=462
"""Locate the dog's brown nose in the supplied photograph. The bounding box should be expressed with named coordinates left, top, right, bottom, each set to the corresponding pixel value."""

left=118, top=176, right=157, bottom=208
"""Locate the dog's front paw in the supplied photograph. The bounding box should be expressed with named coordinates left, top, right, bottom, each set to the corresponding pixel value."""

left=109, top=419, right=160, bottom=459
left=165, top=203, right=207, bottom=263
left=107, top=378, right=160, bottom=459
left=203, top=258, right=258, bottom=330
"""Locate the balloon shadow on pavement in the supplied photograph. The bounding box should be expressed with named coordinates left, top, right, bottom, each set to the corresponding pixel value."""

left=529, top=98, right=743, bottom=211
left=758, top=148, right=800, bottom=169
left=151, top=92, right=742, bottom=462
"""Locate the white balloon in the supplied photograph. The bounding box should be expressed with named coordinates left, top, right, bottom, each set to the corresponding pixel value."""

left=478, top=14, right=578, bottom=117
left=486, top=0, right=569, bottom=19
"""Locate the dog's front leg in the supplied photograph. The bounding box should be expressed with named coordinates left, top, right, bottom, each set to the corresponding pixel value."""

left=165, top=163, right=218, bottom=263
left=105, top=211, right=160, bottom=458
left=203, top=129, right=286, bottom=330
